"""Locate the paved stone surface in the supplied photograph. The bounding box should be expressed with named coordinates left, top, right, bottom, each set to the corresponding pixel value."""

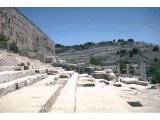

left=0, top=85, right=60, bottom=112
left=75, top=86, right=132, bottom=112
left=50, top=73, right=78, bottom=112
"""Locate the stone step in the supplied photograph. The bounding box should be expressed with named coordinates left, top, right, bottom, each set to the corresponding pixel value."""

left=0, top=70, right=36, bottom=83
left=0, top=66, right=24, bottom=72
left=50, top=72, right=79, bottom=112
left=0, top=73, right=47, bottom=97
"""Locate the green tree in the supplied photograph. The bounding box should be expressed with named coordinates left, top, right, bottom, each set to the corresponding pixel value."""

left=90, top=57, right=104, bottom=66
left=117, top=59, right=130, bottom=74
left=117, top=49, right=127, bottom=57
left=148, top=64, right=160, bottom=84
left=127, top=39, right=134, bottom=42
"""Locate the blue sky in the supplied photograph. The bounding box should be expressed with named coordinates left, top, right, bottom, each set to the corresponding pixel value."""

left=18, top=7, right=160, bottom=45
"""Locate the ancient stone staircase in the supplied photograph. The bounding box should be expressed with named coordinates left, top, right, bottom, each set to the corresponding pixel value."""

left=0, top=50, right=80, bottom=112
left=0, top=66, right=79, bottom=112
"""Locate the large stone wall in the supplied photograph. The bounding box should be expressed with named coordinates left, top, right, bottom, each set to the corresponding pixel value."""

left=0, top=7, right=55, bottom=55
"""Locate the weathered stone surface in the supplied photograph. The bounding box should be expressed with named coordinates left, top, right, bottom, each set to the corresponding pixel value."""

left=32, top=75, right=55, bottom=86
left=140, top=62, right=146, bottom=81
left=113, top=82, right=122, bottom=87
left=50, top=73, right=79, bottom=112
left=41, top=73, right=48, bottom=79
left=136, top=81, right=149, bottom=86
left=59, top=74, right=70, bottom=78
left=0, top=73, right=47, bottom=97
left=36, top=52, right=47, bottom=63
left=0, top=71, right=27, bottom=83
left=92, top=71, right=107, bottom=79
left=107, top=73, right=116, bottom=80
left=79, top=77, right=94, bottom=82
left=84, top=67, right=95, bottom=75
left=23, top=70, right=35, bottom=76
left=46, top=56, right=56, bottom=63
left=35, top=69, right=46, bottom=74
left=0, top=8, right=55, bottom=55
left=79, top=74, right=89, bottom=77
left=0, top=66, right=24, bottom=72
left=117, top=62, right=121, bottom=75
left=59, top=71, right=75, bottom=76
left=150, top=85, right=157, bottom=89
left=126, top=64, right=130, bottom=77
left=120, top=77, right=138, bottom=84
left=0, top=85, right=60, bottom=112
left=105, top=69, right=113, bottom=74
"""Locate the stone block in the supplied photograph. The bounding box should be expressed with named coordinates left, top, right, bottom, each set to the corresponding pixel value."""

left=15, top=66, right=24, bottom=71
left=105, top=69, right=113, bottom=74
left=84, top=67, right=95, bottom=75
left=0, top=84, right=16, bottom=97
left=17, top=80, right=27, bottom=89
left=59, top=71, right=74, bottom=76
left=46, top=56, right=56, bottom=63
left=23, top=70, right=35, bottom=77
left=0, top=74, right=8, bottom=83
left=27, top=77, right=37, bottom=85
left=59, top=74, right=70, bottom=78
left=79, top=77, right=94, bottom=82
left=107, top=73, right=116, bottom=80
left=79, top=74, right=89, bottom=77
left=120, top=77, right=138, bottom=84
left=92, top=71, right=107, bottom=79
left=136, top=81, right=149, bottom=86
left=113, top=82, right=122, bottom=87
left=35, top=69, right=46, bottom=74
left=150, top=85, right=157, bottom=89
left=41, top=73, right=48, bottom=79
left=36, top=52, right=46, bottom=63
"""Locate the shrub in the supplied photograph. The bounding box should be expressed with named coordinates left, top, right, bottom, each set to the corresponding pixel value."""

left=117, top=49, right=127, bottom=57
left=117, top=59, right=131, bottom=74
left=9, top=42, right=19, bottom=53
left=0, top=33, right=9, bottom=49
left=154, top=57, right=158, bottom=62
left=0, top=33, right=9, bottom=41
left=149, top=64, right=160, bottom=84
left=153, top=46, right=159, bottom=51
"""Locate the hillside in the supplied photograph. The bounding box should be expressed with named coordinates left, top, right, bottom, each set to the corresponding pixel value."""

left=55, top=39, right=160, bottom=65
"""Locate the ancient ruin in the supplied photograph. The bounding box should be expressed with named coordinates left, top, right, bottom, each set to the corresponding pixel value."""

left=0, top=7, right=160, bottom=113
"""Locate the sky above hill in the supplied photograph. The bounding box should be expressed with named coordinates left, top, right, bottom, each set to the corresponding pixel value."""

left=18, top=7, right=160, bottom=45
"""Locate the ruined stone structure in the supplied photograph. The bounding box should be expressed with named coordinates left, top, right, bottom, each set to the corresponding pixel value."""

left=0, top=7, right=55, bottom=55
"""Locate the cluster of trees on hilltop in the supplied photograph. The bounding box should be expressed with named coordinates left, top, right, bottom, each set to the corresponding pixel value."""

left=55, top=38, right=135, bottom=52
